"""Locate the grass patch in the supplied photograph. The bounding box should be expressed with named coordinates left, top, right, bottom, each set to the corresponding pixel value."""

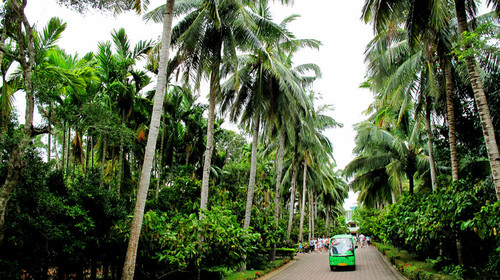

left=224, top=259, right=290, bottom=280
left=373, top=242, right=458, bottom=280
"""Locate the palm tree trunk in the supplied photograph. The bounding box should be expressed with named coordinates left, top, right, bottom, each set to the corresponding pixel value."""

left=48, top=125, right=52, bottom=163
left=244, top=115, right=260, bottom=230
left=121, top=1, right=175, bottom=279
left=101, top=134, right=107, bottom=188
left=274, top=127, right=285, bottom=224
left=455, top=0, right=500, bottom=200
left=200, top=60, right=220, bottom=213
left=117, top=137, right=124, bottom=197
left=54, top=137, right=60, bottom=170
left=425, top=96, right=437, bottom=191
left=298, top=160, right=308, bottom=243
left=271, top=127, right=286, bottom=261
left=325, top=210, right=329, bottom=231
left=308, top=189, right=312, bottom=242
left=408, top=169, right=415, bottom=194
left=62, top=122, right=66, bottom=170
left=67, top=127, right=71, bottom=171
left=445, top=61, right=459, bottom=182
left=286, top=154, right=298, bottom=239
left=155, top=113, right=166, bottom=199
left=310, top=189, right=314, bottom=238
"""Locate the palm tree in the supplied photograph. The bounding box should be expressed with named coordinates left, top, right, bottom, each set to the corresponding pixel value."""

left=121, top=1, right=176, bottom=279
left=453, top=0, right=500, bottom=200
left=362, top=0, right=500, bottom=199
left=296, top=93, right=340, bottom=242
left=345, top=111, right=429, bottom=206
left=94, top=28, right=153, bottom=195
left=158, top=0, right=266, bottom=217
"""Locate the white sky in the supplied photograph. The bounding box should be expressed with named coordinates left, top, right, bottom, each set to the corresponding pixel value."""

left=23, top=0, right=378, bottom=209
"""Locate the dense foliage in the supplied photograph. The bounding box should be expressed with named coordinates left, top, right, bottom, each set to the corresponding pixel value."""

left=0, top=2, right=350, bottom=279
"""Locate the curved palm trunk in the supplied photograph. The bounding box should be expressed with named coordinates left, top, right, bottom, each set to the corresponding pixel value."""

left=286, top=150, right=299, bottom=239
left=121, top=1, right=175, bottom=279
left=244, top=115, right=260, bottom=230
left=444, top=61, right=459, bottom=182
left=425, top=96, right=437, bottom=192
left=455, top=0, right=500, bottom=200
left=298, top=159, right=307, bottom=243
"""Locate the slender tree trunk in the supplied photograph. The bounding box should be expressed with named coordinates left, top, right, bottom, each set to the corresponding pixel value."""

left=307, top=189, right=312, bottom=242
left=298, top=159, right=308, bottom=243
left=287, top=152, right=298, bottom=239
left=121, top=2, right=175, bottom=279
left=86, top=134, right=90, bottom=174
left=271, top=127, right=286, bottom=261
left=455, top=0, right=500, bottom=200
left=48, top=124, right=51, bottom=163
left=67, top=127, right=71, bottom=171
left=311, top=189, right=315, bottom=238
left=445, top=61, right=459, bottom=182
left=200, top=59, right=220, bottom=213
left=425, top=96, right=437, bottom=191
left=54, top=137, right=60, bottom=170
left=155, top=112, right=166, bottom=199
left=274, top=128, right=286, bottom=223
left=62, top=122, right=66, bottom=170
left=101, top=134, right=107, bottom=188
left=325, top=210, right=329, bottom=231
left=240, top=115, right=260, bottom=271
left=244, top=115, right=260, bottom=230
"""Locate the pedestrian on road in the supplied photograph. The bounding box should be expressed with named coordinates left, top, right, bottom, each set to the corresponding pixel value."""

left=359, top=234, right=365, bottom=248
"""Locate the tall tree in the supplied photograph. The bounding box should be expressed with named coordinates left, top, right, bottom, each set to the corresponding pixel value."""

left=161, top=0, right=264, bottom=216
left=454, top=0, right=500, bottom=200
left=121, top=1, right=176, bottom=279
left=0, top=1, right=58, bottom=245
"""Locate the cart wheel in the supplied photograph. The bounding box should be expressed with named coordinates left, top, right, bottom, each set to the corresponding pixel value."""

left=330, top=266, right=335, bottom=271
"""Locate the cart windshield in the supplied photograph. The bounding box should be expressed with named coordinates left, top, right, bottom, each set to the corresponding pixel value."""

left=331, top=238, right=354, bottom=256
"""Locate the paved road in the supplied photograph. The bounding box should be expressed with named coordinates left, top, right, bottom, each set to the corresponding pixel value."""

left=261, top=246, right=404, bottom=280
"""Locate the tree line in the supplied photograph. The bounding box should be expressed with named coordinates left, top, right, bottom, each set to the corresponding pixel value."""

left=347, top=1, right=500, bottom=278
left=0, top=0, right=348, bottom=279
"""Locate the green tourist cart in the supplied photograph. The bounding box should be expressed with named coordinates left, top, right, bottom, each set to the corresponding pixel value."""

left=328, top=234, right=357, bottom=271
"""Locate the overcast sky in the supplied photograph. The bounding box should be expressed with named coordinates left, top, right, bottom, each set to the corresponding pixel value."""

left=24, top=0, right=377, bottom=209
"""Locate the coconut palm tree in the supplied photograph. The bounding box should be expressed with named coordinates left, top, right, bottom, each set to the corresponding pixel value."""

left=121, top=1, right=176, bottom=279
left=362, top=0, right=500, bottom=199
left=345, top=110, right=430, bottom=206
left=150, top=0, right=264, bottom=217
left=453, top=0, right=500, bottom=200
left=296, top=93, right=340, bottom=242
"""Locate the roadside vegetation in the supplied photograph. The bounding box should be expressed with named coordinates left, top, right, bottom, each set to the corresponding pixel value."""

left=1, top=0, right=500, bottom=279
left=349, top=2, right=500, bottom=279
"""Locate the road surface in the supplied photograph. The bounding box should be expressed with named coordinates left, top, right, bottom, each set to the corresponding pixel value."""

left=261, top=246, right=404, bottom=280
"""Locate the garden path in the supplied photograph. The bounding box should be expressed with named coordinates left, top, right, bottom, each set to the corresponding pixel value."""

left=260, top=246, right=404, bottom=280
